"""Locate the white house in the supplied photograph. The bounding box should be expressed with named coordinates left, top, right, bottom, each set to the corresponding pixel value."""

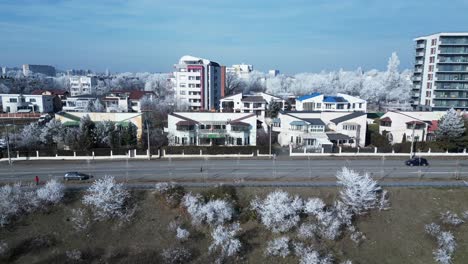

left=295, top=93, right=367, bottom=112
left=62, top=95, right=97, bottom=112
left=102, top=90, right=156, bottom=112
left=0, top=94, right=54, bottom=113
left=167, top=112, right=257, bottom=146
left=379, top=111, right=447, bottom=144
left=274, top=111, right=367, bottom=148
left=69, top=76, right=98, bottom=96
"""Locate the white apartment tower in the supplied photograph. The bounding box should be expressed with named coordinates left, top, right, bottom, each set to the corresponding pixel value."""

left=69, top=76, right=98, bottom=96
left=173, top=55, right=225, bottom=111
left=412, top=33, right=468, bottom=110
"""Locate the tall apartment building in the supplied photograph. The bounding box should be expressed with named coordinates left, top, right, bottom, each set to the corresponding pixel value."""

left=22, top=64, right=56, bottom=77
left=412, top=33, right=468, bottom=110
left=69, top=76, right=98, bottom=96
left=173, top=55, right=225, bottom=111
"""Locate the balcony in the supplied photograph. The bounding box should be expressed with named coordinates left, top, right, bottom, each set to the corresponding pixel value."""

left=416, top=52, right=425, bottom=57
left=415, top=60, right=424, bottom=65
left=416, top=43, right=426, bottom=49
left=412, top=76, right=422, bottom=81
left=413, top=85, right=422, bottom=89
left=414, top=68, right=423, bottom=73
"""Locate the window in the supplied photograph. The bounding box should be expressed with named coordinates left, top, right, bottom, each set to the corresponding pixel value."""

left=427, top=82, right=432, bottom=89
left=429, top=65, right=434, bottom=72
left=426, top=91, right=432, bottom=97
left=428, top=74, right=433, bottom=80
left=296, top=137, right=301, bottom=144
left=425, top=99, right=431, bottom=106
left=337, top=104, right=344, bottom=109
left=316, top=103, right=321, bottom=109
left=180, top=91, right=186, bottom=95
left=325, top=104, right=332, bottom=109
left=431, top=48, right=436, bottom=55
left=430, top=57, right=435, bottom=63
left=236, top=138, right=242, bottom=145
left=432, top=38, right=437, bottom=46
left=9, top=98, right=17, bottom=103
left=359, top=103, right=363, bottom=108
left=244, top=103, right=250, bottom=108
left=291, top=136, right=293, bottom=143
left=180, top=83, right=186, bottom=88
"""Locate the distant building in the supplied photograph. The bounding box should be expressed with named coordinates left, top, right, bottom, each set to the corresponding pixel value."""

left=378, top=111, right=447, bottom=144
left=62, top=95, right=97, bottom=112
left=295, top=93, right=367, bottom=112
left=166, top=112, right=257, bottom=146
left=22, top=64, right=56, bottom=77
left=102, top=90, right=156, bottom=112
left=412, top=33, right=468, bottom=111
left=0, top=93, right=54, bottom=113
left=173, top=55, right=225, bottom=111
left=268, top=70, right=280, bottom=77
left=69, top=76, right=98, bottom=96
left=226, top=64, right=253, bottom=79
left=66, top=69, right=93, bottom=76
left=31, top=89, right=69, bottom=112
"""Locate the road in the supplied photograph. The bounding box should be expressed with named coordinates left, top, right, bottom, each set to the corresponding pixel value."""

left=1, top=157, right=467, bottom=184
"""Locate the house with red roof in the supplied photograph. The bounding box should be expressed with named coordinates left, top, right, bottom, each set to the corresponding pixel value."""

left=102, top=90, right=156, bottom=112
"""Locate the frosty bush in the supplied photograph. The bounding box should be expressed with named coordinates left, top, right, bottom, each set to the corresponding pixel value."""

left=176, top=227, right=190, bottom=241
left=297, top=223, right=317, bottom=239
left=209, top=222, right=242, bottom=258
left=307, top=201, right=352, bottom=240
left=65, top=249, right=82, bottom=261
left=294, top=243, right=333, bottom=264
left=70, top=208, right=90, bottom=231
left=37, top=179, right=65, bottom=205
left=265, top=236, right=290, bottom=258
left=154, top=182, right=185, bottom=207
left=82, top=176, right=130, bottom=220
left=161, top=246, right=192, bottom=264
left=425, top=223, right=457, bottom=264
left=182, top=193, right=233, bottom=226
left=304, top=198, right=325, bottom=215
left=251, top=190, right=303, bottom=233
left=440, top=211, right=464, bottom=226
left=337, top=167, right=382, bottom=215
left=0, top=183, right=22, bottom=226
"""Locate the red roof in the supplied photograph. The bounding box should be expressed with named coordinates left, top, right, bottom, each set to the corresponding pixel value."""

left=31, top=89, right=68, bottom=95
left=380, top=117, right=392, bottom=122
left=428, top=120, right=439, bottom=132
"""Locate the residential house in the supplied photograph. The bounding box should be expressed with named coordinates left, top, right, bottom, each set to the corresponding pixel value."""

left=102, top=90, right=156, bottom=112
left=167, top=112, right=257, bottom=146
left=295, top=93, right=367, bottom=112
left=31, top=89, right=69, bottom=112
left=0, top=93, right=54, bottom=113
left=62, top=95, right=97, bottom=112
left=378, top=111, right=447, bottom=144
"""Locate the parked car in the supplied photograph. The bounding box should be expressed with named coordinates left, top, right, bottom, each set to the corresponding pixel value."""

left=405, top=157, right=429, bottom=166
left=64, top=172, right=92, bottom=181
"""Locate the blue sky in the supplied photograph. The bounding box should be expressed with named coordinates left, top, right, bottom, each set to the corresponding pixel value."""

left=1, top=0, right=468, bottom=74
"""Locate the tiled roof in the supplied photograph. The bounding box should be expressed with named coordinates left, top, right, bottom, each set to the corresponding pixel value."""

left=380, top=117, right=392, bottom=122
left=302, top=118, right=326, bottom=126
left=241, top=96, right=265, bottom=102
left=323, top=96, right=348, bottom=103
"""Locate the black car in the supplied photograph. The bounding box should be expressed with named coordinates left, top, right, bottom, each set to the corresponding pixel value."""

left=64, top=172, right=92, bottom=181
left=405, top=157, right=429, bottom=166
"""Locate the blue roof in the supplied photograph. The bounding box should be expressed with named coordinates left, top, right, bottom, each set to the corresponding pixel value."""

left=297, top=92, right=321, bottom=101
left=323, top=96, right=348, bottom=103
left=290, top=120, right=307, bottom=126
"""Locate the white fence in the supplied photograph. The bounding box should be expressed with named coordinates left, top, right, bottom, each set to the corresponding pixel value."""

left=289, top=145, right=468, bottom=157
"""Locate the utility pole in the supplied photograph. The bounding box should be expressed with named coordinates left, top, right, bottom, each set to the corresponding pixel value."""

left=146, top=120, right=151, bottom=160
left=4, top=124, right=11, bottom=165
left=269, top=123, right=272, bottom=157
left=410, top=122, right=416, bottom=156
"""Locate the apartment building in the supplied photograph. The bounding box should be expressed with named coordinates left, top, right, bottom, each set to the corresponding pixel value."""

left=62, top=95, right=97, bottom=112
left=0, top=94, right=54, bottom=113
left=167, top=112, right=257, bottom=146
left=69, top=76, right=98, bottom=96
left=412, top=33, right=468, bottom=110
left=295, top=93, right=367, bottom=112
left=22, top=64, right=56, bottom=77
left=173, top=55, right=225, bottom=111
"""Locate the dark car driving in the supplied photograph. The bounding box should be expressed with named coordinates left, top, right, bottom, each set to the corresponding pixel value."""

left=64, top=172, right=92, bottom=181
left=405, top=157, right=429, bottom=166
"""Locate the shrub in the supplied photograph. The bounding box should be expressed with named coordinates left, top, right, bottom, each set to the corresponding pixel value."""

left=37, top=179, right=65, bottom=205
left=297, top=223, right=317, bottom=239
left=251, top=190, right=303, bottom=233
left=440, top=211, right=464, bottom=226
left=209, top=223, right=242, bottom=258
left=182, top=193, right=234, bottom=226
left=265, top=236, right=290, bottom=258
left=70, top=208, right=90, bottom=231
left=82, top=176, right=130, bottom=220
left=154, top=182, right=185, bottom=208
left=425, top=223, right=458, bottom=264
left=176, top=227, right=190, bottom=241
left=161, top=246, right=192, bottom=264
left=294, top=243, right=333, bottom=264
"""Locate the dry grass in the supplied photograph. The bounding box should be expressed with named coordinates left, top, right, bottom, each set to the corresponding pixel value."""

left=1, top=187, right=468, bottom=263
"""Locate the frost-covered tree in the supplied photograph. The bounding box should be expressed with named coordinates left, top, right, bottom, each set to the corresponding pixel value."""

left=0, top=183, right=22, bottom=226
left=77, top=115, right=96, bottom=150
left=82, top=176, right=130, bottom=220
left=436, top=108, right=465, bottom=140
left=176, top=227, right=190, bottom=241
left=40, top=119, right=64, bottom=147
left=304, top=198, right=326, bottom=215
left=336, top=167, right=382, bottom=214
left=294, top=243, right=333, bottom=264
left=36, top=179, right=65, bottom=205
left=209, top=222, right=242, bottom=258
left=265, top=236, right=290, bottom=257
left=297, top=223, right=317, bottom=239
left=251, top=190, right=303, bottom=233
left=19, top=122, right=42, bottom=149
left=225, top=72, right=246, bottom=95
left=425, top=223, right=458, bottom=264
left=182, top=193, right=234, bottom=226
left=440, top=211, right=464, bottom=226
left=95, top=120, right=118, bottom=148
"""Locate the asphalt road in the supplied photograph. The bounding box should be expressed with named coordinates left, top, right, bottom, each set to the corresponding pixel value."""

left=1, top=157, right=467, bottom=184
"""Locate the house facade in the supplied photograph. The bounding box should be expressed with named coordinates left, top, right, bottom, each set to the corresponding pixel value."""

left=62, top=95, right=97, bottom=112
left=219, top=92, right=286, bottom=122
left=378, top=111, right=446, bottom=144
left=0, top=94, right=54, bottom=113
left=167, top=112, right=257, bottom=146
left=69, top=76, right=98, bottom=96
left=295, top=93, right=367, bottom=112
left=102, top=90, right=156, bottom=112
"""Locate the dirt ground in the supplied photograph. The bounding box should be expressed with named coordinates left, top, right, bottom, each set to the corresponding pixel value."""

left=1, top=187, right=468, bottom=264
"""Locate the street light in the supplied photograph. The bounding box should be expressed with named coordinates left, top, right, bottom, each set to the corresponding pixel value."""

left=265, top=117, right=272, bottom=157
left=1, top=122, right=12, bottom=165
